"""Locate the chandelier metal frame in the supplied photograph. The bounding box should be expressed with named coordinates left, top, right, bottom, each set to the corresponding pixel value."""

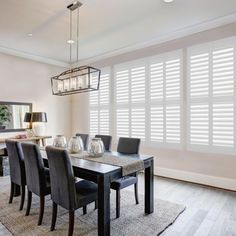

left=51, top=1, right=101, bottom=96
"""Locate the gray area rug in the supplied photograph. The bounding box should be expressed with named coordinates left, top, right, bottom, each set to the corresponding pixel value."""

left=0, top=185, right=185, bottom=236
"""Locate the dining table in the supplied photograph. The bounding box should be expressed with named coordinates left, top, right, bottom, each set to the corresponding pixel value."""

left=39, top=150, right=154, bottom=236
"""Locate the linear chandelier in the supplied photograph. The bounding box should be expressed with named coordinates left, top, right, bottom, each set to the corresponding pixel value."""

left=51, top=1, right=101, bottom=96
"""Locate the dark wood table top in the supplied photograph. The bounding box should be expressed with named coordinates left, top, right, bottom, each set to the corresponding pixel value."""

left=41, top=150, right=153, bottom=175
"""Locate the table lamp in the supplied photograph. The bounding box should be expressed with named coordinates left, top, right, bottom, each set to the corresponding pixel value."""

left=31, top=112, right=47, bottom=136
left=24, top=112, right=32, bottom=129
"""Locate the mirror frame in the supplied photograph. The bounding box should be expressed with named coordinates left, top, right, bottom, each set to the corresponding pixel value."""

left=0, top=101, right=33, bottom=133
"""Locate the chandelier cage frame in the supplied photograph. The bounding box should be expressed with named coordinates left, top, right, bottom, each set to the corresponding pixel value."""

left=51, top=1, right=101, bottom=96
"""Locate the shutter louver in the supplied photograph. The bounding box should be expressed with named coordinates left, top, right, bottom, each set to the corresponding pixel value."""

left=116, top=109, right=129, bottom=137
left=131, top=66, right=145, bottom=103
left=116, top=70, right=129, bottom=104
left=190, top=104, right=209, bottom=145
left=150, top=106, right=164, bottom=142
left=212, top=103, right=234, bottom=147
left=190, top=53, right=209, bottom=98
left=166, top=105, right=181, bottom=143
left=100, top=73, right=110, bottom=104
left=213, top=48, right=234, bottom=96
left=89, top=91, right=98, bottom=106
left=165, top=59, right=181, bottom=99
left=100, top=109, right=109, bottom=135
left=131, top=108, right=145, bottom=140
left=90, top=110, right=98, bottom=136
left=150, top=62, right=164, bottom=101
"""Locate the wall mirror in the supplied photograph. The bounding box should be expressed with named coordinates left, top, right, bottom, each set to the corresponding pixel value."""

left=0, top=101, right=32, bottom=133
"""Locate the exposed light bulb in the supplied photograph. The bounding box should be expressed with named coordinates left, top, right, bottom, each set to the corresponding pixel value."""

left=58, top=80, right=64, bottom=93
left=64, top=79, right=70, bottom=91
left=163, top=0, right=174, bottom=3
left=70, top=77, right=77, bottom=90
left=67, top=39, right=75, bottom=44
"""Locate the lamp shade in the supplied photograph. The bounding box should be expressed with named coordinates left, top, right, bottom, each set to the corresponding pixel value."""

left=24, top=112, right=32, bottom=122
left=31, top=112, right=47, bottom=122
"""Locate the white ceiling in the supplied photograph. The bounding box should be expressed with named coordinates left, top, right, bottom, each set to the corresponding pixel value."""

left=0, top=0, right=236, bottom=66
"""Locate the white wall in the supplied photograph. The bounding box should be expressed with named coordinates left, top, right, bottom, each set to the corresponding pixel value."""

left=0, top=53, right=72, bottom=142
left=72, top=22, right=236, bottom=190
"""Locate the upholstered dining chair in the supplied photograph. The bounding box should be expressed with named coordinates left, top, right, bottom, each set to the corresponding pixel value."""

left=95, top=134, right=112, bottom=151
left=46, top=146, right=98, bottom=236
left=21, top=143, right=51, bottom=225
left=5, top=140, right=26, bottom=211
left=75, top=133, right=89, bottom=150
left=111, top=137, right=141, bottom=218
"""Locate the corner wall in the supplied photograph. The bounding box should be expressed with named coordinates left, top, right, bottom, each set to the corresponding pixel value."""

left=71, top=22, right=236, bottom=190
left=0, top=53, right=72, bottom=141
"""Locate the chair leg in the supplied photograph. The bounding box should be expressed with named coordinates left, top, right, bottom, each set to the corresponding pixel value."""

left=9, top=182, right=14, bottom=204
left=134, top=183, right=139, bottom=204
left=19, top=185, right=25, bottom=211
left=83, top=206, right=87, bottom=215
left=116, top=190, right=120, bottom=219
left=69, top=210, right=74, bottom=236
left=95, top=200, right=98, bottom=210
left=38, top=195, right=45, bottom=225
left=25, top=190, right=32, bottom=216
left=51, top=202, right=58, bottom=231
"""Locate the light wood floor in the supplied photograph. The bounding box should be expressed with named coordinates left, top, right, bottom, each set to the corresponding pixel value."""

left=0, top=175, right=236, bottom=236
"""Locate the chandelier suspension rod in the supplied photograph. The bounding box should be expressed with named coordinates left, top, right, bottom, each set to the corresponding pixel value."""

left=76, top=5, right=79, bottom=64
left=69, top=9, right=72, bottom=67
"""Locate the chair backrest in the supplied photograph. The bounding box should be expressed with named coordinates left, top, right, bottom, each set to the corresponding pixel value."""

left=117, top=137, right=140, bottom=154
left=75, top=133, right=89, bottom=150
left=46, top=146, right=76, bottom=210
left=95, top=135, right=112, bottom=151
left=21, top=143, right=46, bottom=196
left=5, top=140, right=26, bottom=186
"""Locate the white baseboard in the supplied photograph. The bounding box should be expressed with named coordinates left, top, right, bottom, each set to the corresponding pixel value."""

left=155, top=167, right=236, bottom=191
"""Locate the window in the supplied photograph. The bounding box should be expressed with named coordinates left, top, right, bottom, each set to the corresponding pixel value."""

left=114, top=50, right=182, bottom=147
left=149, top=52, right=182, bottom=146
left=88, top=37, right=236, bottom=154
left=115, top=62, right=146, bottom=141
left=89, top=68, right=110, bottom=136
left=187, top=38, right=235, bottom=153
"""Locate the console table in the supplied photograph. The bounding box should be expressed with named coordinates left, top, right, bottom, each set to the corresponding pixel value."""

left=0, top=136, right=52, bottom=147
left=0, top=136, right=52, bottom=176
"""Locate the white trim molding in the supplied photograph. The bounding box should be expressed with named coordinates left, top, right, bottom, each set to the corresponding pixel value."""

left=1, top=13, right=236, bottom=67
left=156, top=167, right=236, bottom=191
left=0, top=46, right=69, bottom=68
left=80, top=12, right=236, bottom=65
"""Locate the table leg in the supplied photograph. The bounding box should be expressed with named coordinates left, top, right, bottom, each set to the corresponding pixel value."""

left=14, top=184, right=21, bottom=197
left=145, top=159, right=154, bottom=214
left=0, top=157, right=3, bottom=176
left=35, top=139, right=40, bottom=146
left=98, top=174, right=110, bottom=236
left=42, top=138, right=46, bottom=147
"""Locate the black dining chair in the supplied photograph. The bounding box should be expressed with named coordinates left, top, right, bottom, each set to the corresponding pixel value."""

left=75, top=133, right=89, bottom=150
left=21, top=143, right=51, bottom=225
left=111, top=137, right=141, bottom=218
left=95, top=135, right=112, bottom=151
left=46, top=146, right=98, bottom=236
left=5, top=140, right=26, bottom=211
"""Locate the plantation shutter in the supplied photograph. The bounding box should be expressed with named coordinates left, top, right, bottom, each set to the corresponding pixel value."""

left=115, top=61, right=146, bottom=141
left=187, top=40, right=235, bottom=153
left=89, top=68, right=110, bottom=136
left=149, top=51, right=182, bottom=146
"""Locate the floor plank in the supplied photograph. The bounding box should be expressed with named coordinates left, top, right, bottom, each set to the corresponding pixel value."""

left=0, top=175, right=235, bottom=235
